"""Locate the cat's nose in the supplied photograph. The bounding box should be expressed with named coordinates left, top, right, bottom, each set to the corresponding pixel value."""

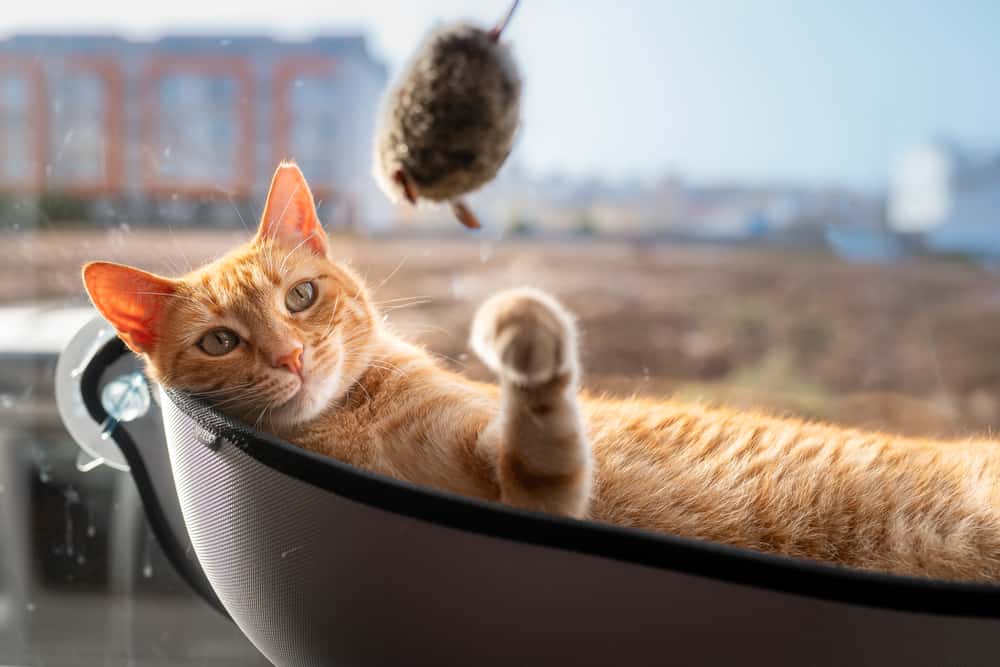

left=272, top=345, right=304, bottom=377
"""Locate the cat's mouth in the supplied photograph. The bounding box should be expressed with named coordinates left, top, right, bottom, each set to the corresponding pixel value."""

left=260, top=382, right=311, bottom=429
left=268, top=370, right=329, bottom=425
left=273, top=377, right=307, bottom=410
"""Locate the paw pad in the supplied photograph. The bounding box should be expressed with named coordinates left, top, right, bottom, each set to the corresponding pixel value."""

left=471, top=288, right=577, bottom=386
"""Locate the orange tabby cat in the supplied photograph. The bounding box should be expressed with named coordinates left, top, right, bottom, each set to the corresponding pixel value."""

left=83, top=162, right=1000, bottom=582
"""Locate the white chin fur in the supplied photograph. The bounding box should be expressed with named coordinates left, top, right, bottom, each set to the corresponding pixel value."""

left=270, top=358, right=344, bottom=429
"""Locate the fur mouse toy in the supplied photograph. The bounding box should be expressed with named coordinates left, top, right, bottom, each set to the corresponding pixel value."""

left=373, top=1, right=522, bottom=229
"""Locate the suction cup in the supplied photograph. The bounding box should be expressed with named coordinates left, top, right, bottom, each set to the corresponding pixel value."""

left=55, top=313, right=148, bottom=472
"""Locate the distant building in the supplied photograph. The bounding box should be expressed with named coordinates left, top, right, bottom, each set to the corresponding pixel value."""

left=0, top=34, right=389, bottom=229
left=888, top=142, right=1000, bottom=256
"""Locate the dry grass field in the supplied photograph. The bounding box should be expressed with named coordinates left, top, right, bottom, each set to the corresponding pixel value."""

left=8, top=228, right=1000, bottom=439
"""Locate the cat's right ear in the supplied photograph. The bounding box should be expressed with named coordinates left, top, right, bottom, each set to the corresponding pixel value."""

left=82, top=261, right=178, bottom=355
left=256, top=161, right=328, bottom=256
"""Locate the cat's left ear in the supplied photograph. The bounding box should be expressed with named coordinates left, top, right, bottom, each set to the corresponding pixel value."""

left=256, top=161, right=328, bottom=256
left=82, top=261, right=179, bottom=355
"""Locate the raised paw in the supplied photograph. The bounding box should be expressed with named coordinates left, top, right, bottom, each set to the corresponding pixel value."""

left=470, top=287, right=578, bottom=387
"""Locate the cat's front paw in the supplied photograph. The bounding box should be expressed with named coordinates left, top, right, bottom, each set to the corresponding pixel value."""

left=470, top=287, right=578, bottom=387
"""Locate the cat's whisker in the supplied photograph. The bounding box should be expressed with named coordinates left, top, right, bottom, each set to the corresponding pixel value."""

left=335, top=337, right=365, bottom=354
left=279, top=233, right=316, bottom=275
left=372, top=255, right=410, bottom=294
left=167, top=223, right=195, bottom=273
left=216, top=187, right=251, bottom=234
left=162, top=255, right=187, bottom=277
left=198, top=397, right=252, bottom=409
left=128, top=291, right=204, bottom=307
left=322, top=293, right=343, bottom=339
left=336, top=321, right=374, bottom=342
left=431, top=352, right=467, bottom=369
left=259, top=238, right=274, bottom=275
left=337, top=330, right=375, bottom=349
left=380, top=299, right=434, bottom=313
left=365, top=357, right=403, bottom=371
left=366, top=366, right=407, bottom=380
left=352, top=276, right=367, bottom=302
left=209, top=396, right=258, bottom=411
left=254, top=396, right=278, bottom=430
left=374, top=295, right=434, bottom=305
left=362, top=355, right=408, bottom=377
left=250, top=198, right=263, bottom=226
left=273, top=183, right=301, bottom=232
left=207, top=387, right=253, bottom=407
left=381, top=303, right=436, bottom=320
left=405, top=324, right=453, bottom=336
left=192, top=383, right=256, bottom=398
left=192, top=381, right=255, bottom=393
left=346, top=370, right=374, bottom=404
left=205, top=387, right=263, bottom=406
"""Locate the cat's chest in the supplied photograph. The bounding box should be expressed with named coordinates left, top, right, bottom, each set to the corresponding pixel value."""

left=286, top=410, right=382, bottom=466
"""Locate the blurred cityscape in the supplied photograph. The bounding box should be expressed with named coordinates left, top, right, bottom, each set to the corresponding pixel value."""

left=1, top=33, right=999, bottom=262
left=0, top=33, right=389, bottom=231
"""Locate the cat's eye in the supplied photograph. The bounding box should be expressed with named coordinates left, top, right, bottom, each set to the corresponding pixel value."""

left=198, top=328, right=240, bottom=356
left=286, top=280, right=317, bottom=313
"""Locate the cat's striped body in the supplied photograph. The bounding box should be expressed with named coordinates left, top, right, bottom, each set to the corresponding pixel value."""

left=84, top=163, right=1000, bottom=582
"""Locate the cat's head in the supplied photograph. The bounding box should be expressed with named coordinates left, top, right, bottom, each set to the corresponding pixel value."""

left=82, top=162, right=377, bottom=429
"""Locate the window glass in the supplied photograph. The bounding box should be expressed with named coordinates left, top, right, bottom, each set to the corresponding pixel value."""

left=1, top=1, right=999, bottom=664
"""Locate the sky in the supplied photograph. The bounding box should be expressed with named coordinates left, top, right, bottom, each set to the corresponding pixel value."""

left=2, top=0, right=999, bottom=190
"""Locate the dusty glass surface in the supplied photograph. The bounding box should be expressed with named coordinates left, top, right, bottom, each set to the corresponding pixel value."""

left=2, top=1, right=999, bottom=664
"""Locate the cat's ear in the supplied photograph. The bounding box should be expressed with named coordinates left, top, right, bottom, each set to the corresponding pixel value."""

left=256, top=161, right=328, bottom=256
left=82, top=261, right=178, bottom=355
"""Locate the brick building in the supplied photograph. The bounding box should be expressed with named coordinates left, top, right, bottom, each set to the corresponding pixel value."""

left=0, top=34, right=388, bottom=228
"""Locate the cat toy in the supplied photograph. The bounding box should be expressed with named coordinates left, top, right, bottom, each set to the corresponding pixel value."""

left=373, top=0, right=523, bottom=229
